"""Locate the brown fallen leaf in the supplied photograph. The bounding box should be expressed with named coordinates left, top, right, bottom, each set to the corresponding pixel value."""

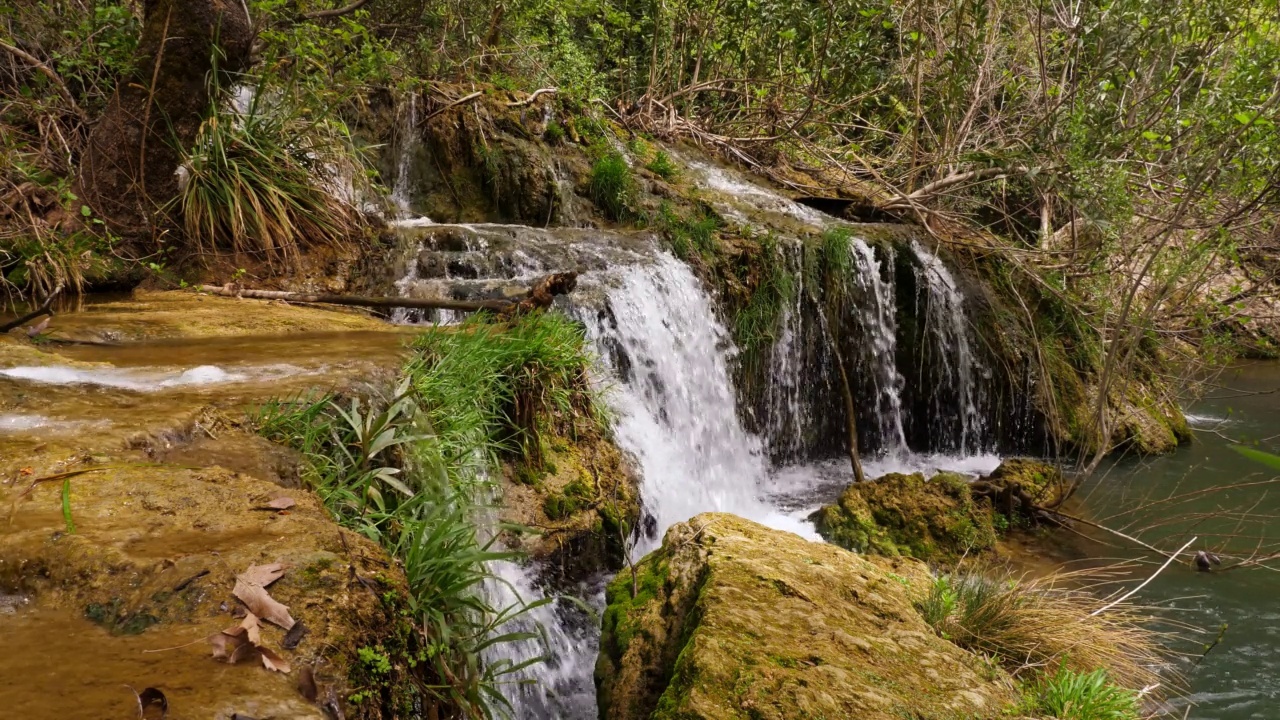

left=209, top=627, right=252, bottom=662
left=265, top=497, right=296, bottom=510
left=238, top=563, right=286, bottom=587
left=128, top=686, right=167, bottom=720
left=233, top=576, right=296, bottom=630
left=259, top=645, right=292, bottom=673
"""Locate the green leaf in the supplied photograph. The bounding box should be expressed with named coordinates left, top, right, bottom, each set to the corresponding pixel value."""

left=1230, top=445, right=1280, bottom=472
left=80, top=205, right=92, bottom=217
left=1233, top=111, right=1254, bottom=125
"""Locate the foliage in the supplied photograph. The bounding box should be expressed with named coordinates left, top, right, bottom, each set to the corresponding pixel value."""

left=916, top=570, right=1166, bottom=693
left=733, top=235, right=795, bottom=354
left=1024, top=668, right=1141, bottom=720
left=1230, top=445, right=1280, bottom=472
left=175, top=76, right=367, bottom=266
left=406, top=311, right=602, bottom=472
left=656, top=202, right=720, bottom=260
left=588, top=150, right=635, bottom=221
left=645, top=150, right=678, bottom=180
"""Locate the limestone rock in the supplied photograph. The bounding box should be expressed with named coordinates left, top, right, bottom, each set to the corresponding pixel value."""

left=811, top=471, right=998, bottom=561
left=595, top=513, right=1018, bottom=720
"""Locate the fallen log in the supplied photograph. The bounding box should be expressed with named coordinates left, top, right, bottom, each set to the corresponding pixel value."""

left=0, top=284, right=62, bottom=334
left=196, top=272, right=579, bottom=315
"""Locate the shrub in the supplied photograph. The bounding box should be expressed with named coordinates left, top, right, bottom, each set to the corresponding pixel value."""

left=1028, top=668, right=1141, bottom=720
left=589, top=151, right=635, bottom=221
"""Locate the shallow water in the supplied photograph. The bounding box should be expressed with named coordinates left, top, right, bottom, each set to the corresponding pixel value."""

left=1082, top=362, right=1280, bottom=718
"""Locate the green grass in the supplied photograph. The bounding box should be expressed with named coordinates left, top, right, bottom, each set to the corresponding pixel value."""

left=645, top=150, right=679, bottom=180
left=1025, top=668, right=1140, bottom=720
left=657, top=202, right=721, bottom=259
left=733, top=236, right=796, bottom=354
left=589, top=151, right=635, bottom=221
left=254, top=311, right=602, bottom=717
left=176, top=82, right=365, bottom=267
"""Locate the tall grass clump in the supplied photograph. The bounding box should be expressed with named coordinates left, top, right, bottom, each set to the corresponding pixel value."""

left=657, top=202, right=720, bottom=259
left=407, top=311, right=602, bottom=472
left=916, top=570, right=1169, bottom=693
left=734, top=235, right=796, bottom=355
left=589, top=150, right=635, bottom=221
left=176, top=85, right=366, bottom=267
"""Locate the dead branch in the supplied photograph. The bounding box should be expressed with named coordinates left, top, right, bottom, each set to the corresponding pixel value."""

left=423, top=91, right=483, bottom=122
left=505, top=88, right=557, bottom=107
left=302, top=0, right=373, bottom=20
left=0, top=283, right=61, bottom=333
left=196, top=273, right=578, bottom=315
left=0, top=40, right=88, bottom=123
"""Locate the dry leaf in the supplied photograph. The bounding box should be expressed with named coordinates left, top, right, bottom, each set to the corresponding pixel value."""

left=241, top=611, right=261, bottom=646
left=282, top=619, right=308, bottom=650
left=259, top=646, right=292, bottom=673
left=129, top=686, right=167, bottom=720
left=238, top=563, right=286, bottom=587
left=209, top=628, right=252, bottom=661
left=266, top=497, right=296, bottom=510
left=233, top=577, right=296, bottom=630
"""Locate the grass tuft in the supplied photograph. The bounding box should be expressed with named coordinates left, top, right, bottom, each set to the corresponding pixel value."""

left=176, top=85, right=366, bottom=267
left=589, top=151, right=635, bottom=221
left=645, top=150, right=679, bottom=180
left=917, top=569, right=1170, bottom=694
left=1026, top=667, right=1141, bottom=720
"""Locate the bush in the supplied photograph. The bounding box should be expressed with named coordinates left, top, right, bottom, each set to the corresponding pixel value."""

left=645, top=150, right=678, bottom=180
left=589, top=151, right=635, bottom=221
left=1027, top=668, right=1141, bottom=720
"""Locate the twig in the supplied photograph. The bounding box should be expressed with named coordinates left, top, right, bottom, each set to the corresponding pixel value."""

left=0, top=283, right=61, bottom=333
left=302, top=0, right=373, bottom=20
left=0, top=40, right=88, bottom=123
left=423, top=91, right=483, bottom=122
left=1091, top=536, right=1196, bottom=615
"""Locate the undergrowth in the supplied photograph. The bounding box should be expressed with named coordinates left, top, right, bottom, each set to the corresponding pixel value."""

left=916, top=569, right=1169, bottom=697
left=176, top=75, right=367, bottom=267
left=1023, top=667, right=1141, bottom=720
left=589, top=150, right=635, bottom=221
left=255, top=310, right=602, bottom=718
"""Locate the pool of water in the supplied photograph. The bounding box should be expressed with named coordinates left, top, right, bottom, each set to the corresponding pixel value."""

left=1081, top=362, right=1280, bottom=718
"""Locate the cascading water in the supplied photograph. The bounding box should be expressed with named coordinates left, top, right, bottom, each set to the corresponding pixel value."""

left=390, top=92, right=420, bottom=219
left=910, top=239, right=987, bottom=454
left=846, top=238, right=909, bottom=454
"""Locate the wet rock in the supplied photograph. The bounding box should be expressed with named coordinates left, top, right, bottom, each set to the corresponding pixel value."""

left=595, top=513, right=1017, bottom=720
left=982, top=457, right=1066, bottom=506
left=811, top=471, right=999, bottom=562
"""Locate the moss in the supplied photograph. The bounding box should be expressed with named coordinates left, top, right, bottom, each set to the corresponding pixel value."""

left=813, top=472, right=999, bottom=563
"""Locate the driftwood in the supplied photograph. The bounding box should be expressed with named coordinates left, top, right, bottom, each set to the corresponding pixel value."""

left=0, top=284, right=62, bottom=334
left=196, top=272, right=579, bottom=315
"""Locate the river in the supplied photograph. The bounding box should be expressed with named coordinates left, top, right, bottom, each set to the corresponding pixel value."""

left=1083, top=362, right=1280, bottom=718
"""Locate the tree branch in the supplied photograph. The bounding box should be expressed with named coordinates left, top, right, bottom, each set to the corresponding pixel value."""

left=302, top=0, right=373, bottom=20
left=0, top=40, right=88, bottom=123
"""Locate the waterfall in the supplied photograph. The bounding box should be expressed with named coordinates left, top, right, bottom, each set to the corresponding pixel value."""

left=847, top=238, right=908, bottom=454
left=583, top=253, right=814, bottom=551
left=911, top=240, right=987, bottom=454
left=390, top=93, right=428, bottom=222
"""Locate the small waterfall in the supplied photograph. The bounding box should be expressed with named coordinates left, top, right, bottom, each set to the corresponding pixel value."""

left=763, top=243, right=808, bottom=461
left=583, top=253, right=812, bottom=551
left=847, top=238, right=908, bottom=454
left=910, top=239, right=987, bottom=454
left=390, top=93, right=427, bottom=222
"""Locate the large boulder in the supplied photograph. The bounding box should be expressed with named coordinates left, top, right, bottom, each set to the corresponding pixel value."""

left=595, top=513, right=1018, bottom=720
left=811, top=471, right=999, bottom=561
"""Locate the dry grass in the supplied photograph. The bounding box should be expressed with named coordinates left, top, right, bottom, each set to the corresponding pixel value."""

left=918, top=565, right=1178, bottom=694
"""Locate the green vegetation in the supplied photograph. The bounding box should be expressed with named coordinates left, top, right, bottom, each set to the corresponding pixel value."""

left=1023, top=668, right=1141, bottom=720
left=256, top=311, right=602, bottom=717
left=645, top=150, right=678, bottom=180
left=176, top=81, right=366, bottom=267
left=588, top=151, right=635, bottom=221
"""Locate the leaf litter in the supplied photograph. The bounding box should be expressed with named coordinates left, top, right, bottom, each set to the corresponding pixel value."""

left=206, top=562, right=298, bottom=674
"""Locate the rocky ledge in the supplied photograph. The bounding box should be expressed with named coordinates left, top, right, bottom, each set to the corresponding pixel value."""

left=595, top=512, right=1019, bottom=720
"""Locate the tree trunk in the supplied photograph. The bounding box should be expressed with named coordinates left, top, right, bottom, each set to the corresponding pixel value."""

left=79, top=0, right=252, bottom=240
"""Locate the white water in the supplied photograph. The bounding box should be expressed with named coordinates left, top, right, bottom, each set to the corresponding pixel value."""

left=911, top=239, right=986, bottom=453
left=390, top=93, right=423, bottom=220
left=0, top=363, right=311, bottom=391
left=848, top=238, right=909, bottom=453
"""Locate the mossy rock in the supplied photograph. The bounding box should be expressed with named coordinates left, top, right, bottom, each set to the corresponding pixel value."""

left=595, top=513, right=1018, bottom=720
left=984, top=458, right=1066, bottom=506
left=811, top=471, right=999, bottom=563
